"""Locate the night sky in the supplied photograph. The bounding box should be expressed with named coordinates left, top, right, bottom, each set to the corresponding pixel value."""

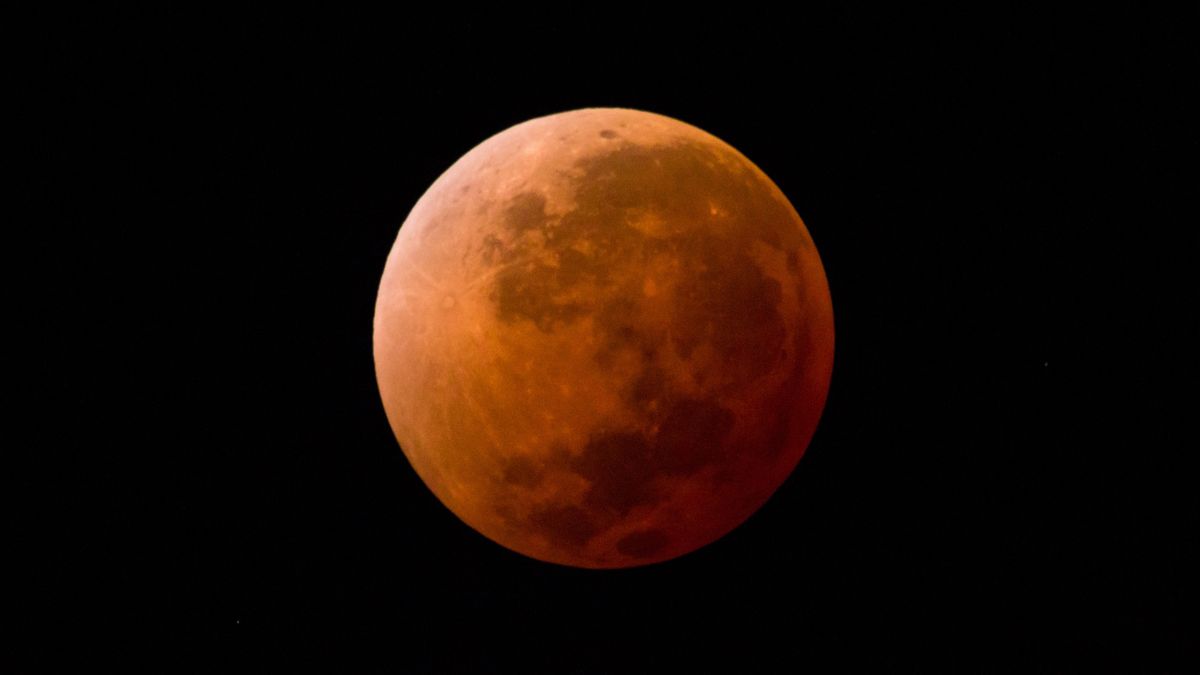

left=27, top=7, right=1195, bottom=672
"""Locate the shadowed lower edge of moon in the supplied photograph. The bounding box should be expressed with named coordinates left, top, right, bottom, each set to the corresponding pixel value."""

left=375, top=114, right=834, bottom=568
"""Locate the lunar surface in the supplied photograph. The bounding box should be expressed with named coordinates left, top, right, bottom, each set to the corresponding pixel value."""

left=373, top=108, right=834, bottom=568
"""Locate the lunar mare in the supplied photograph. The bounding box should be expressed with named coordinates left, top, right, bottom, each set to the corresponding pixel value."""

left=373, top=108, right=834, bottom=568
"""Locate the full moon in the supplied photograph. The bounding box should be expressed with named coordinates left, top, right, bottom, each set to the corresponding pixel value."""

left=373, top=108, right=834, bottom=568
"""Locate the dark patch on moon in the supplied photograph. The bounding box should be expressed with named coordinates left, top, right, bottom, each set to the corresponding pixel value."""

left=504, top=191, right=550, bottom=235
left=762, top=405, right=792, bottom=460
left=570, top=431, right=661, bottom=515
left=502, top=456, right=543, bottom=488
left=491, top=195, right=591, bottom=331
left=655, top=398, right=735, bottom=474
left=523, top=394, right=736, bottom=552
left=490, top=138, right=811, bottom=554
left=669, top=247, right=786, bottom=384
left=563, top=397, right=735, bottom=521
left=553, top=247, right=590, bottom=287
left=529, top=505, right=599, bottom=549
left=617, top=529, right=670, bottom=558
left=758, top=318, right=821, bottom=459
left=487, top=138, right=798, bottom=388
left=481, top=234, right=505, bottom=265
left=494, top=272, right=590, bottom=332
left=599, top=129, right=620, bottom=139
left=630, top=365, right=667, bottom=408
left=591, top=294, right=647, bottom=366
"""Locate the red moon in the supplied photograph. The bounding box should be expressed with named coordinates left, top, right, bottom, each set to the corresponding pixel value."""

left=373, top=108, right=834, bottom=568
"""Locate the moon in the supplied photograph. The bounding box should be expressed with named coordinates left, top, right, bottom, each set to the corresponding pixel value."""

left=373, top=108, right=834, bottom=568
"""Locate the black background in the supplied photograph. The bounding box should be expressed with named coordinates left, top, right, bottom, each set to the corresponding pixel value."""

left=27, top=6, right=1195, bottom=672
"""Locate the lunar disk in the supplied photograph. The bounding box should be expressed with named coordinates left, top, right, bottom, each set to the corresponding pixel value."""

left=373, top=108, right=834, bottom=568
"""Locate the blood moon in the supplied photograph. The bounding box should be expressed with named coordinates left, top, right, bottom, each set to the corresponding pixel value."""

left=373, top=108, right=833, bottom=568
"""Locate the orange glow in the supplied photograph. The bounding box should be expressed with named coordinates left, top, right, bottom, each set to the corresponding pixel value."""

left=373, top=108, right=833, bottom=568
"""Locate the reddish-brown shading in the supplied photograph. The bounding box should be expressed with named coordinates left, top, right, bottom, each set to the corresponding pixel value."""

left=373, top=108, right=833, bottom=568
